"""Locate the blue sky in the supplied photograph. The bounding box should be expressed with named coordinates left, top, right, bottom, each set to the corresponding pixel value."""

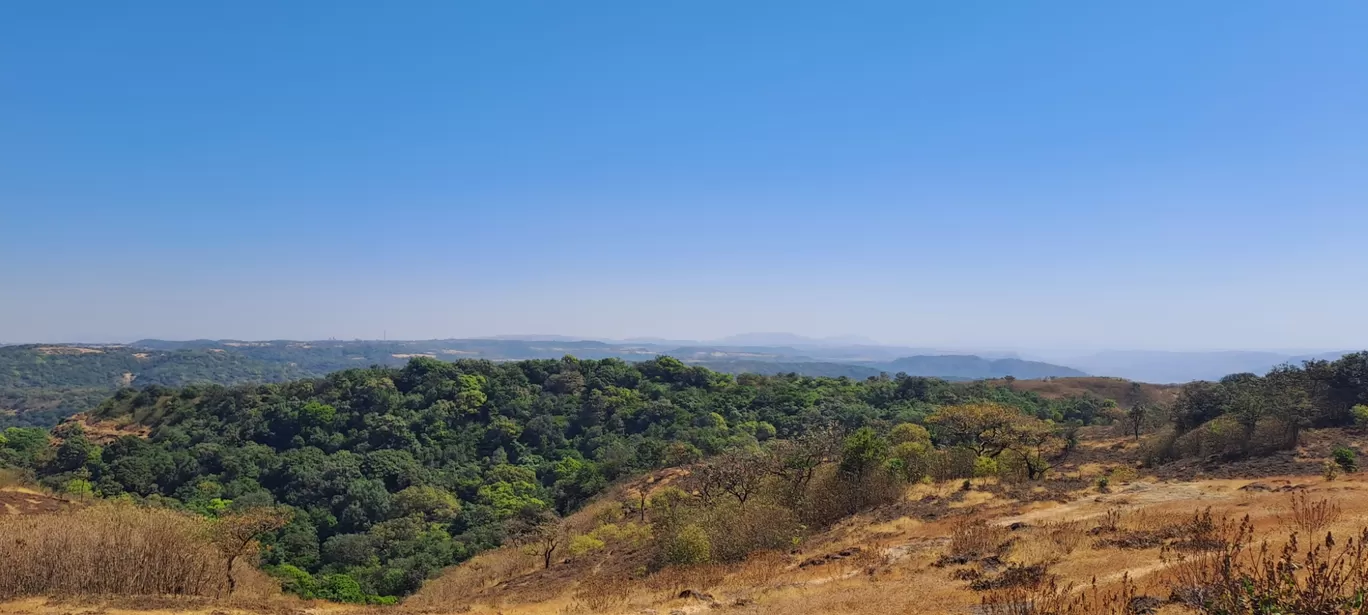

left=2, top=1, right=1365, bottom=350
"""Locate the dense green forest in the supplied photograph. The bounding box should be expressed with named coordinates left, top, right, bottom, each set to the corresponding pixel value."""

left=1149, top=351, right=1368, bottom=460
left=0, top=342, right=1088, bottom=429
left=0, top=355, right=1114, bottom=602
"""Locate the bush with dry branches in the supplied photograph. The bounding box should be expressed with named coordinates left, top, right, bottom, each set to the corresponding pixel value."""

left=1165, top=521, right=1368, bottom=614
left=0, top=503, right=231, bottom=598
left=1282, top=492, right=1343, bottom=535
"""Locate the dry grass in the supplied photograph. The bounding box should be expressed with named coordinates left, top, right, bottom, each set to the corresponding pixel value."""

left=979, top=574, right=1139, bottom=615
left=406, top=547, right=538, bottom=607
left=562, top=574, right=631, bottom=614
left=0, top=502, right=254, bottom=599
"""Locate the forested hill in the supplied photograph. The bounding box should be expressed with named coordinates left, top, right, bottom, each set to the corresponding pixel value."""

left=0, top=356, right=1121, bottom=601
left=0, top=341, right=1089, bottom=428
left=0, top=345, right=311, bottom=428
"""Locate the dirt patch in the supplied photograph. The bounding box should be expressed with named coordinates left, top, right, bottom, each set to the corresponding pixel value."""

left=0, top=489, right=72, bottom=515
left=35, top=346, right=105, bottom=355
left=57, top=413, right=152, bottom=445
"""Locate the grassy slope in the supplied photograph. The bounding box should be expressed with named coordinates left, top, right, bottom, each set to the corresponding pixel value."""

left=5, top=427, right=1368, bottom=614
left=402, top=428, right=1368, bottom=615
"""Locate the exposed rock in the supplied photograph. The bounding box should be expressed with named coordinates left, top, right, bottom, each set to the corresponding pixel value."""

left=1128, top=596, right=1165, bottom=614
left=679, top=589, right=715, bottom=602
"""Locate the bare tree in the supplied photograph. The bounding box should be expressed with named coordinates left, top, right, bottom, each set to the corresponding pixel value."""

left=686, top=449, right=769, bottom=509
left=764, top=427, right=840, bottom=491
left=210, top=507, right=291, bottom=596
left=510, top=509, right=566, bottom=569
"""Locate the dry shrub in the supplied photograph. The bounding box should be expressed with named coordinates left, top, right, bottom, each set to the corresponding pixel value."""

left=1096, top=508, right=1123, bottom=533
left=980, top=574, right=1138, bottom=615
left=799, top=465, right=904, bottom=528
left=1011, top=521, right=1086, bottom=565
left=564, top=574, right=632, bottom=613
left=1107, top=465, right=1139, bottom=484
left=1164, top=521, right=1368, bottom=613
left=1282, top=492, right=1343, bottom=535
left=947, top=518, right=1010, bottom=562
left=929, top=447, right=979, bottom=482
left=704, top=502, right=801, bottom=563
left=0, top=502, right=229, bottom=598
left=728, top=550, right=789, bottom=587
left=1122, top=507, right=1187, bottom=534
left=1042, top=521, right=1086, bottom=556
left=0, top=467, right=32, bottom=489
left=408, top=547, right=537, bottom=607
left=642, top=564, right=726, bottom=595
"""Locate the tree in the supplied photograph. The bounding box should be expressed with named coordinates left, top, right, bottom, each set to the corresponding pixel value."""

left=212, top=507, right=292, bottom=596
left=510, top=509, right=565, bottom=569
left=838, top=427, right=889, bottom=479
left=765, top=428, right=839, bottom=491
left=1125, top=404, right=1149, bottom=440
left=926, top=403, right=1022, bottom=458
left=889, top=423, right=931, bottom=446
left=1263, top=364, right=1317, bottom=448
left=1001, top=420, right=1061, bottom=480
left=687, top=449, right=768, bottom=509
left=1170, top=381, right=1230, bottom=433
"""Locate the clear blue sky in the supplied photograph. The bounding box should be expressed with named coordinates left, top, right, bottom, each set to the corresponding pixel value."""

left=2, top=1, right=1365, bottom=350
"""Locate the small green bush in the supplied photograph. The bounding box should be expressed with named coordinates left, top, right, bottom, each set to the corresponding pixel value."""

left=315, top=573, right=367, bottom=603
left=1353, top=405, right=1368, bottom=427
left=568, top=533, right=606, bottom=557
left=1332, top=447, right=1357, bottom=473
left=972, top=456, right=999, bottom=478
left=266, top=564, right=318, bottom=598
left=661, top=524, right=712, bottom=566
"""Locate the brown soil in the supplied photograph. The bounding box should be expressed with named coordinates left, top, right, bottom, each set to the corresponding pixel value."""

left=984, top=377, right=1181, bottom=408
left=0, top=488, right=73, bottom=516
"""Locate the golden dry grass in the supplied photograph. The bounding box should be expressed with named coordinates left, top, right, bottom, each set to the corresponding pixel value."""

left=0, top=502, right=276, bottom=600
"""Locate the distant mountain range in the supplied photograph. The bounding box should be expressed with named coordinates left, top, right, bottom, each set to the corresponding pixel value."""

left=1059, top=350, right=1354, bottom=383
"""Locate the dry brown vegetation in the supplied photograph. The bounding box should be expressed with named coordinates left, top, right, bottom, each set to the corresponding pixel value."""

left=984, top=376, right=1181, bottom=408
left=15, top=429, right=1368, bottom=615
left=0, top=501, right=280, bottom=601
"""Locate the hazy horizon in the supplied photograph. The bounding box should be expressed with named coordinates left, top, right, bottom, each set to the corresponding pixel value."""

left=3, top=3, right=1365, bottom=351
left=0, top=330, right=1349, bottom=358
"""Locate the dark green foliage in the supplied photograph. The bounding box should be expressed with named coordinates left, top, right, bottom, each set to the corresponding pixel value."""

left=1153, top=353, right=1368, bottom=461
left=1333, top=447, right=1357, bottom=473
left=2, top=354, right=1120, bottom=600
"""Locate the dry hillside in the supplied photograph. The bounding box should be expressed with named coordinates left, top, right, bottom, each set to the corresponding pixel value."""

left=985, top=377, right=1181, bottom=408
left=5, top=428, right=1368, bottom=615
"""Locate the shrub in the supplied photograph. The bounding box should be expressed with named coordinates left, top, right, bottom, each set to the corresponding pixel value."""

left=890, top=441, right=930, bottom=482
left=929, top=447, right=978, bottom=481
left=0, top=502, right=227, bottom=598
left=1333, top=446, right=1358, bottom=473
left=63, top=478, right=95, bottom=498
left=1283, top=492, right=1342, bottom=535
left=568, top=533, right=607, bottom=557
left=266, top=564, right=317, bottom=598
left=1353, top=404, right=1368, bottom=426
left=314, top=573, right=366, bottom=603
left=948, top=518, right=1009, bottom=561
left=890, top=423, right=931, bottom=446
left=973, top=456, right=999, bottom=478
left=1164, top=522, right=1368, bottom=613
left=660, top=524, right=712, bottom=566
